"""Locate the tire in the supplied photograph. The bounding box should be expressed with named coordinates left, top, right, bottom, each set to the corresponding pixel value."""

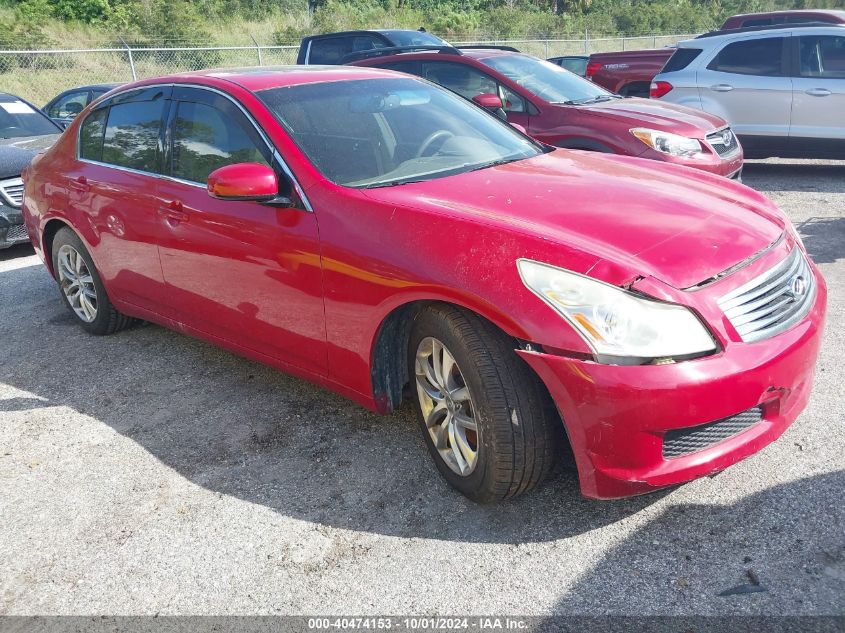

left=409, top=304, right=561, bottom=503
left=51, top=227, right=135, bottom=335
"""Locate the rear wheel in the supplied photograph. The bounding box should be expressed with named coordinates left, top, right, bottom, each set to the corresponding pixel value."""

left=409, top=305, right=561, bottom=502
left=51, top=227, right=135, bottom=335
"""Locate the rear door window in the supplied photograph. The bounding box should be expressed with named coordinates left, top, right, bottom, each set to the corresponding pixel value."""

left=102, top=99, right=166, bottom=172
left=309, top=35, right=385, bottom=64
left=79, top=108, right=107, bottom=161
left=708, top=37, right=786, bottom=76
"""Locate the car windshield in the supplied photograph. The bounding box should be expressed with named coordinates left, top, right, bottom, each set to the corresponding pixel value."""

left=0, top=98, right=58, bottom=138
left=380, top=30, right=448, bottom=47
left=480, top=54, right=617, bottom=104
left=259, top=77, right=542, bottom=188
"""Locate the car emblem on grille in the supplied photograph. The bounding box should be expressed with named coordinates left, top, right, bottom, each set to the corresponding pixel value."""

left=721, top=130, right=732, bottom=145
left=788, top=275, right=807, bottom=301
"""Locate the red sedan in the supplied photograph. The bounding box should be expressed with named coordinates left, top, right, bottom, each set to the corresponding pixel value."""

left=22, top=67, right=825, bottom=502
left=352, top=48, right=744, bottom=179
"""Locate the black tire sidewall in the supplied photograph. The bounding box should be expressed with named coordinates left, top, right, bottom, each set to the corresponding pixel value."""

left=51, top=228, right=114, bottom=334
left=408, top=308, right=503, bottom=501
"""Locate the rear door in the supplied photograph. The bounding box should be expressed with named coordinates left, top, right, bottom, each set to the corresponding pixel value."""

left=790, top=32, right=845, bottom=152
left=154, top=86, right=327, bottom=374
left=72, top=87, right=170, bottom=313
left=696, top=36, right=793, bottom=144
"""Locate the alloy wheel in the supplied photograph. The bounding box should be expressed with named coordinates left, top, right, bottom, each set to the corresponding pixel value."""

left=415, top=336, right=479, bottom=476
left=57, top=244, right=98, bottom=323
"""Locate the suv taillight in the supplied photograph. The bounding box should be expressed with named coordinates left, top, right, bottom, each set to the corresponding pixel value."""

left=650, top=81, right=673, bottom=99
left=586, top=61, right=601, bottom=78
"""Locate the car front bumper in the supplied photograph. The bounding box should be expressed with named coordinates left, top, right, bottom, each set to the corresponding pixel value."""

left=517, top=266, right=827, bottom=500
left=641, top=145, right=744, bottom=179
left=0, top=203, right=29, bottom=249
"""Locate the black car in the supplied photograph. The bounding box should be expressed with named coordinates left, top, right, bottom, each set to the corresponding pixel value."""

left=0, top=92, right=61, bottom=249
left=297, top=29, right=449, bottom=65
left=43, top=83, right=122, bottom=128
left=547, top=55, right=589, bottom=76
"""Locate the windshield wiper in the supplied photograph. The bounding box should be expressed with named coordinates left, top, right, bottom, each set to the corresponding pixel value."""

left=561, top=95, right=618, bottom=105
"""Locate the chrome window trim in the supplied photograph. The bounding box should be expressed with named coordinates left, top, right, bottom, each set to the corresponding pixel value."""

left=76, top=82, right=313, bottom=212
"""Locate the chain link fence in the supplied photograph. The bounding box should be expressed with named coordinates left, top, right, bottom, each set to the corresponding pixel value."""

left=0, top=33, right=696, bottom=107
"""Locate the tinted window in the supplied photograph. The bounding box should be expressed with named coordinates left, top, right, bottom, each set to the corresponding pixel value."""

left=79, top=108, right=107, bottom=161
left=47, top=91, right=89, bottom=120
left=663, top=48, right=702, bottom=73
left=421, top=61, right=498, bottom=100
left=799, top=35, right=845, bottom=78
left=0, top=98, right=59, bottom=138
left=259, top=77, right=541, bottom=188
left=379, top=61, right=419, bottom=74
left=708, top=38, right=785, bottom=76
left=171, top=101, right=269, bottom=184
left=554, top=57, right=588, bottom=76
left=309, top=35, right=384, bottom=64
left=102, top=100, right=165, bottom=172
left=742, top=18, right=774, bottom=27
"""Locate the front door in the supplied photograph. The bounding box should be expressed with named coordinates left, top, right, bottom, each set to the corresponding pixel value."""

left=154, top=87, right=327, bottom=374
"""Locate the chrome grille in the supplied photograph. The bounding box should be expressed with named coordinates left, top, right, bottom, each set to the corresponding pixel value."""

left=0, top=177, right=24, bottom=207
left=706, top=127, right=740, bottom=157
left=4, top=224, right=28, bottom=243
left=663, top=407, right=763, bottom=459
left=718, top=247, right=815, bottom=343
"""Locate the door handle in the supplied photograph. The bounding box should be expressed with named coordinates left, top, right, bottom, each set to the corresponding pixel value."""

left=710, top=84, right=734, bottom=92
left=69, top=176, right=89, bottom=192
left=805, top=88, right=832, bottom=97
left=158, top=201, right=189, bottom=225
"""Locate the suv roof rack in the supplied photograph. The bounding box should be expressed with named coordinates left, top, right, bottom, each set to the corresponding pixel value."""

left=696, top=21, right=843, bottom=38
left=340, top=45, right=461, bottom=64
left=340, top=43, right=521, bottom=64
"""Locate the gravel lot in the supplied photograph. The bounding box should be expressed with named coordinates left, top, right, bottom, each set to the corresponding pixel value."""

left=0, top=158, right=843, bottom=616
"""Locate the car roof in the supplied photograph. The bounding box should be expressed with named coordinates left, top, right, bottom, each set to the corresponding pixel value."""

left=680, top=23, right=845, bottom=46
left=729, top=9, right=845, bottom=20
left=121, top=65, right=409, bottom=93
left=355, top=47, right=520, bottom=65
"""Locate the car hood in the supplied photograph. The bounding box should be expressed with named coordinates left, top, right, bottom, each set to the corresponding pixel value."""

left=578, top=97, right=727, bottom=137
left=363, top=150, right=784, bottom=290
left=0, top=134, right=60, bottom=179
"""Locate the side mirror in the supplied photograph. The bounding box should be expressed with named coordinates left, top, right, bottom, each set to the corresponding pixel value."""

left=472, top=93, right=508, bottom=121
left=207, top=163, right=292, bottom=207
left=510, top=122, right=528, bottom=135
left=472, top=93, right=503, bottom=110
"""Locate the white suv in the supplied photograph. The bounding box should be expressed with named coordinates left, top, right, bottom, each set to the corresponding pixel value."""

left=651, top=24, right=845, bottom=159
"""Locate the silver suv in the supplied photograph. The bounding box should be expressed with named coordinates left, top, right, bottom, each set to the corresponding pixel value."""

left=652, top=24, right=845, bottom=159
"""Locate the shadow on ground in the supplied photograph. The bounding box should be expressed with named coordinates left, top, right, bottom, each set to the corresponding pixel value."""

left=796, top=217, right=845, bottom=265
left=1, top=261, right=667, bottom=544
left=742, top=162, right=845, bottom=194
left=549, top=471, right=845, bottom=615
left=0, top=244, right=34, bottom=261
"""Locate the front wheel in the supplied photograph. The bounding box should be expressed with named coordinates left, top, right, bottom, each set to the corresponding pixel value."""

left=409, top=305, right=561, bottom=502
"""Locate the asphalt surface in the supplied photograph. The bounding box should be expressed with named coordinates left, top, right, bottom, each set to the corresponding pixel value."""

left=0, top=158, right=843, bottom=616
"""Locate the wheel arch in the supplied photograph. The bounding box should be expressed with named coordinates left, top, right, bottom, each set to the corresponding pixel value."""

left=41, top=218, right=73, bottom=278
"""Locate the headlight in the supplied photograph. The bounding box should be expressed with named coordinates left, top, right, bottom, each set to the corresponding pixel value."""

left=517, top=259, right=716, bottom=362
left=630, top=128, right=704, bottom=158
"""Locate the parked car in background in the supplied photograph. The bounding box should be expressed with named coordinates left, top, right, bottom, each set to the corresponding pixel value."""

left=297, top=28, right=449, bottom=65
left=547, top=55, right=588, bottom=76
left=0, top=92, right=61, bottom=249
left=721, top=9, right=845, bottom=30
left=44, top=83, right=122, bottom=128
left=585, top=48, right=674, bottom=97
left=652, top=24, right=845, bottom=159
left=22, top=67, right=825, bottom=502
left=352, top=47, right=743, bottom=178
